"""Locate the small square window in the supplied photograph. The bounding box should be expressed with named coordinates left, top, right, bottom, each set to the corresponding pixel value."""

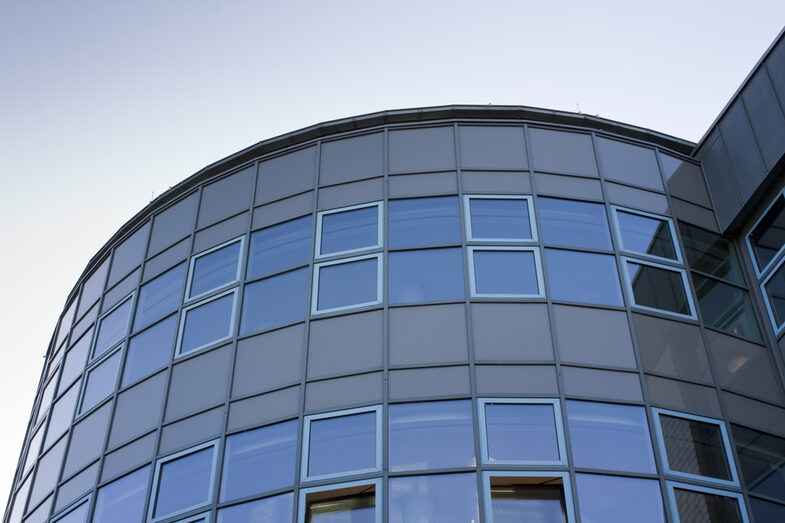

left=92, top=294, right=133, bottom=361
left=622, top=258, right=696, bottom=319
left=478, top=398, right=567, bottom=466
left=469, top=247, right=544, bottom=298
left=389, top=248, right=465, bottom=304
left=78, top=346, right=122, bottom=416
left=693, top=274, right=760, bottom=341
left=545, top=249, right=623, bottom=306
left=134, top=263, right=186, bottom=332
left=538, top=197, right=612, bottom=250
left=186, top=237, right=244, bottom=301
left=746, top=190, right=785, bottom=276
left=312, top=254, right=382, bottom=315
left=176, top=289, right=238, bottom=357
left=240, top=268, right=309, bottom=335
left=316, top=202, right=382, bottom=258
left=666, top=482, right=749, bottom=523
left=611, top=206, right=681, bottom=263
left=247, top=216, right=312, bottom=279
left=298, top=479, right=381, bottom=523
left=302, top=405, right=382, bottom=482
left=482, top=472, right=575, bottom=523
left=388, top=197, right=461, bottom=248
left=464, top=195, right=537, bottom=242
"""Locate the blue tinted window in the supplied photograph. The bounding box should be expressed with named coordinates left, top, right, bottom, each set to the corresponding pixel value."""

left=389, top=197, right=461, bottom=248
left=44, top=383, right=79, bottom=449
left=248, top=216, right=312, bottom=279
left=472, top=249, right=540, bottom=296
left=54, top=498, right=90, bottom=523
left=123, top=315, right=177, bottom=387
left=389, top=400, right=475, bottom=472
left=750, top=498, right=785, bottom=522
left=319, top=205, right=379, bottom=256
left=546, top=249, right=623, bottom=306
left=468, top=197, right=533, bottom=240
left=80, top=349, right=122, bottom=414
left=308, top=411, right=377, bottom=478
left=484, top=402, right=560, bottom=463
left=538, top=197, right=612, bottom=250
left=240, top=268, right=308, bottom=335
left=616, top=210, right=678, bottom=260
left=179, top=292, right=235, bottom=355
left=389, top=248, right=464, bottom=304
left=567, top=401, right=656, bottom=474
left=153, top=445, right=215, bottom=519
left=189, top=240, right=242, bottom=299
left=134, top=263, right=186, bottom=332
left=59, top=330, right=92, bottom=394
left=576, top=474, right=664, bottom=523
left=221, top=420, right=297, bottom=501
left=93, top=466, right=150, bottom=523
left=316, top=257, right=379, bottom=312
left=217, top=493, right=293, bottom=523
left=389, top=473, right=479, bottom=523
left=93, top=297, right=132, bottom=359
left=489, top=480, right=566, bottom=522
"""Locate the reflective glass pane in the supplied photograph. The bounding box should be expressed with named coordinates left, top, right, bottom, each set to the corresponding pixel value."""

left=44, top=383, right=79, bottom=449
left=59, top=330, right=92, bottom=394
left=750, top=497, right=785, bottom=522
left=189, top=241, right=242, bottom=299
left=93, top=298, right=132, bottom=359
left=36, top=375, right=57, bottom=424
left=54, top=499, right=89, bottom=523
left=566, top=401, right=656, bottom=473
left=616, top=210, right=677, bottom=260
left=217, top=493, right=293, bottom=523
left=469, top=198, right=532, bottom=240
left=673, top=488, right=743, bottom=522
left=154, top=446, right=215, bottom=518
left=389, top=197, right=461, bottom=248
left=248, top=216, right=312, bottom=279
left=490, top=482, right=566, bottom=523
left=693, top=275, right=760, bottom=341
left=389, top=400, right=475, bottom=472
left=538, top=197, right=612, bottom=250
left=123, top=315, right=177, bottom=387
left=473, top=250, right=539, bottom=296
left=764, top=263, right=785, bottom=329
left=93, top=466, right=150, bottom=523
left=749, top=194, right=785, bottom=272
left=55, top=299, right=77, bottom=350
left=221, top=420, right=297, bottom=502
left=240, top=268, right=308, bottom=335
left=679, top=223, right=744, bottom=284
left=733, top=425, right=785, bottom=501
left=660, top=414, right=732, bottom=481
left=308, top=412, right=376, bottom=478
left=179, top=293, right=235, bottom=355
left=80, top=350, right=122, bottom=414
left=484, top=403, right=560, bottom=462
left=134, top=263, right=186, bottom=332
left=576, top=474, right=664, bottom=523
left=627, top=261, right=691, bottom=316
left=307, top=492, right=375, bottom=523
left=317, top=258, right=378, bottom=312
left=389, top=473, right=479, bottom=523
left=389, top=248, right=464, bottom=304
left=547, top=250, right=622, bottom=306
left=22, top=426, right=44, bottom=476
left=320, top=206, right=378, bottom=255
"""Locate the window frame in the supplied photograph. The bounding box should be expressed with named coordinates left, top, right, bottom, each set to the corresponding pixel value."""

left=90, top=292, right=134, bottom=362
left=314, top=201, right=384, bottom=259
left=665, top=481, right=749, bottom=523
left=621, top=256, right=697, bottom=320
left=175, top=287, right=239, bottom=358
left=467, top=246, right=545, bottom=298
left=173, top=512, right=212, bottom=523
left=745, top=188, right=785, bottom=278
left=652, top=408, right=740, bottom=488
left=301, top=405, right=383, bottom=482
left=760, top=253, right=785, bottom=335
left=184, top=236, right=245, bottom=303
left=311, top=253, right=383, bottom=315
left=477, top=398, right=568, bottom=466
left=463, top=194, right=538, bottom=243
left=76, top=343, right=123, bottom=418
left=50, top=494, right=91, bottom=523
left=610, top=205, right=683, bottom=264
left=297, top=478, right=382, bottom=523
left=147, top=439, right=220, bottom=523
left=481, top=471, right=576, bottom=523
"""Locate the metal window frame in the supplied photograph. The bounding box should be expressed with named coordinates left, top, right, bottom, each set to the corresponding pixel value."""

left=184, top=236, right=246, bottom=303
left=760, top=253, right=785, bottom=335
left=621, top=256, right=697, bottom=320
left=175, top=287, right=239, bottom=358
left=89, top=292, right=134, bottom=361
left=652, top=408, right=740, bottom=488
left=76, top=343, right=123, bottom=418
left=173, top=511, right=212, bottom=523
left=467, top=246, right=545, bottom=298
left=610, top=205, right=683, bottom=265
left=481, top=471, right=576, bottom=523
left=666, top=481, right=749, bottom=523
left=745, top=187, right=785, bottom=278
left=50, top=493, right=92, bottom=522
left=311, top=253, right=383, bottom=315
left=147, top=439, right=221, bottom=523
left=301, top=405, right=383, bottom=483
left=477, top=398, right=568, bottom=466
left=463, top=194, right=538, bottom=243
left=297, top=478, right=382, bottom=523
left=314, top=201, right=384, bottom=259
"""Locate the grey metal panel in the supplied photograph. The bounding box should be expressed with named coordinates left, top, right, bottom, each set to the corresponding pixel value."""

left=741, top=68, right=785, bottom=170
left=389, top=127, right=456, bottom=173
left=101, top=432, right=157, bottom=482
left=233, top=324, right=305, bottom=398
left=768, top=36, right=785, bottom=111
left=388, top=366, right=470, bottom=401
left=197, top=166, right=255, bottom=228
left=722, top=391, right=785, bottom=438
left=660, top=155, right=712, bottom=208
left=77, top=258, right=109, bottom=319
left=388, top=172, right=458, bottom=198
left=719, top=100, right=767, bottom=202
left=529, top=128, right=598, bottom=177
left=462, top=171, right=531, bottom=194
left=165, top=345, right=232, bottom=422
left=107, top=223, right=150, bottom=288
left=142, top=238, right=190, bottom=283
left=562, top=366, right=643, bottom=402
left=475, top=365, right=558, bottom=396
left=252, top=192, right=314, bottom=230
left=534, top=173, right=603, bottom=200
left=700, top=132, right=741, bottom=231
left=320, top=132, right=384, bottom=186
left=471, top=303, right=553, bottom=362
left=670, top=197, right=719, bottom=232
left=62, top=401, right=112, bottom=477
left=706, top=330, right=782, bottom=402
left=389, top=305, right=468, bottom=367
left=633, top=313, right=712, bottom=384
left=148, top=193, right=198, bottom=257
left=605, top=182, right=669, bottom=215
left=192, top=212, right=249, bottom=253
left=645, top=375, right=722, bottom=418
left=227, top=386, right=300, bottom=432
left=553, top=305, right=636, bottom=369
left=54, top=461, right=98, bottom=512
left=317, top=177, right=384, bottom=210
left=596, top=137, right=663, bottom=191
left=307, top=311, right=383, bottom=379
left=305, top=372, right=383, bottom=412
left=256, top=146, right=317, bottom=205
left=109, top=372, right=168, bottom=448
left=458, top=125, right=528, bottom=170
left=159, top=406, right=225, bottom=454
left=102, top=268, right=140, bottom=313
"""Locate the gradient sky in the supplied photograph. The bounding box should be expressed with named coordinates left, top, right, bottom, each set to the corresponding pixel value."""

left=1, top=0, right=784, bottom=509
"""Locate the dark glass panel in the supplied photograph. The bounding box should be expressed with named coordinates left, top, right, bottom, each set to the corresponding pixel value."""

left=627, top=261, right=691, bottom=315
left=389, top=248, right=464, bottom=304
left=733, top=425, right=785, bottom=501
left=153, top=446, right=214, bottom=518
left=123, top=315, right=177, bottom=387
left=617, top=210, right=677, bottom=260
left=189, top=240, right=242, bottom=299
left=240, top=268, right=308, bottom=335
left=485, top=403, right=560, bottom=462
left=308, top=412, right=376, bottom=478
left=660, top=414, right=732, bottom=481
left=317, top=258, right=378, bottom=311
left=750, top=497, right=785, bottom=522
left=538, top=197, right=612, bottom=250
left=389, top=197, right=461, bottom=248
left=473, top=250, right=539, bottom=296
left=490, top=483, right=566, bottom=523
left=307, top=492, right=375, bottom=523
left=547, top=250, right=622, bottom=306
left=673, top=488, right=743, bottom=523
left=469, top=198, right=532, bottom=240
left=679, top=223, right=744, bottom=284
left=179, top=293, right=234, bottom=355
left=749, top=194, right=785, bottom=272
left=320, top=206, right=378, bottom=255
left=763, top=263, right=785, bottom=329
left=247, top=216, right=312, bottom=279
left=134, top=263, right=186, bottom=332
left=693, top=274, right=761, bottom=341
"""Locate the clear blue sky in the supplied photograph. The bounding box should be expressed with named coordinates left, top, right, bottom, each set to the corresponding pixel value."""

left=1, top=0, right=783, bottom=507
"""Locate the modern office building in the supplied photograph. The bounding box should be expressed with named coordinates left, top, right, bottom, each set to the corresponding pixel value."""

left=5, top=31, right=785, bottom=523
